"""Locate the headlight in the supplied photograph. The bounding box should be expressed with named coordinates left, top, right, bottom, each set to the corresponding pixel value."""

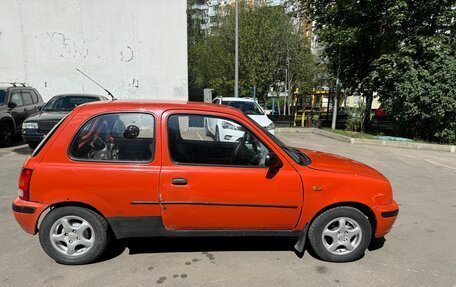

left=22, top=122, right=38, bottom=129
left=267, top=123, right=275, bottom=130
left=222, top=121, right=243, bottom=131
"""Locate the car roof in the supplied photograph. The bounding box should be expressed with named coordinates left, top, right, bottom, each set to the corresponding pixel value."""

left=79, top=100, right=245, bottom=116
left=216, top=97, right=255, bottom=102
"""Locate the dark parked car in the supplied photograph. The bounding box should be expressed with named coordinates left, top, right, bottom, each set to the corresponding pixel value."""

left=22, top=94, right=107, bottom=148
left=0, top=83, right=44, bottom=147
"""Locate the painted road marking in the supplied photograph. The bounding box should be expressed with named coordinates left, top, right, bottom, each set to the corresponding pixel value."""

left=425, top=159, right=456, bottom=171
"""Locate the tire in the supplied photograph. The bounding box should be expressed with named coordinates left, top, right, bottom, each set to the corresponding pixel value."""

left=205, top=119, right=211, bottom=136
left=0, top=122, right=14, bottom=147
left=28, top=142, right=39, bottom=149
left=39, top=206, right=109, bottom=265
left=215, top=127, right=220, bottom=141
left=308, top=206, right=372, bottom=262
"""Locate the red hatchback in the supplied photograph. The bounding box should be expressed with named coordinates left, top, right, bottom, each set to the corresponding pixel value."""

left=12, top=101, right=398, bottom=264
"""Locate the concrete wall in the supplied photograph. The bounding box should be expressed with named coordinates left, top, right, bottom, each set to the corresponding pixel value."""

left=0, top=0, right=188, bottom=101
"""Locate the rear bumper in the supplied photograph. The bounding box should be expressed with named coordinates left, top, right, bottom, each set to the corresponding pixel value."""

left=373, top=200, right=399, bottom=238
left=12, top=197, right=49, bottom=235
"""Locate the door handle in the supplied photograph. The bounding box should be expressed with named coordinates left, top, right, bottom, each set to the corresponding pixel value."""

left=171, top=178, right=188, bottom=186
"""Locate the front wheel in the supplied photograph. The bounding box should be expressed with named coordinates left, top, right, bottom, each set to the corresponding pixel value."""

left=308, top=206, right=372, bottom=262
left=28, top=142, right=39, bottom=149
left=215, top=127, right=220, bottom=141
left=39, top=206, right=109, bottom=265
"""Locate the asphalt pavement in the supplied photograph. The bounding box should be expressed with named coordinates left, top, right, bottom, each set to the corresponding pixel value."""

left=1, top=132, right=455, bottom=287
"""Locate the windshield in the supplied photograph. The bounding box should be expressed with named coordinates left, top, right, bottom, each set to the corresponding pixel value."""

left=0, top=90, right=5, bottom=105
left=44, top=96, right=99, bottom=111
left=247, top=117, right=311, bottom=166
left=222, top=101, right=264, bottom=115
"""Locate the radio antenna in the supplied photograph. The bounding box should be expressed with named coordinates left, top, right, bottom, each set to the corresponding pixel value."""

left=76, top=68, right=116, bottom=101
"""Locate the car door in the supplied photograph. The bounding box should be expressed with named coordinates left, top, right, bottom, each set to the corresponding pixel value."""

left=21, top=90, right=38, bottom=117
left=159, top=111, right=303, bottom=231
left=8, top=90, right=27, bottom=131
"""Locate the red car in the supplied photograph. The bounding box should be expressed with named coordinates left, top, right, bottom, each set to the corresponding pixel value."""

left=12, top=101, right=398, bottom=264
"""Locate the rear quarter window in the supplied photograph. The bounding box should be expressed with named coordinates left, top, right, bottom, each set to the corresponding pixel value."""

left=69, top=113, right=155, bottom=162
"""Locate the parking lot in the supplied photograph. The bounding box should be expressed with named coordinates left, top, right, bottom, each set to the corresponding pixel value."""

left=1, top=132, right=455, bottom=287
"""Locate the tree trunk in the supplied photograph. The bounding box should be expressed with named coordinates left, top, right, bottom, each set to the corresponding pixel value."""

left=363, top=90, right=374, bottom=132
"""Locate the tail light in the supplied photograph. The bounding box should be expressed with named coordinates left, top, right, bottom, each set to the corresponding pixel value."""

left=18, top=168, right=33, bottom=200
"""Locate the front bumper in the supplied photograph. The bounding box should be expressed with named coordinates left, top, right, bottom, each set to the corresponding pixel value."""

left=21, top=129, right=45, bottom=144
left=373, top=200, right=399, bottom=238
left=12, top=197, right=49, bottom=235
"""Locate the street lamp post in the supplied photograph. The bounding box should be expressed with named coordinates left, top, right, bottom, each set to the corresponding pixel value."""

left=234, top=0, right=239, bottom=97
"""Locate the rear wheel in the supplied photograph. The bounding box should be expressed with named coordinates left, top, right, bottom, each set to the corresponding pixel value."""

left=39, top=206, right=109, bottom=265
left=308, top=206, right=372, bottom=262
left=0, top=122, right=14, bottom=147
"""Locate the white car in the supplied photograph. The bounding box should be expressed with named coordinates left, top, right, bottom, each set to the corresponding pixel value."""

left=211, top=97, right=275, bottom=135
left=205, top=117, right=245, bottom=142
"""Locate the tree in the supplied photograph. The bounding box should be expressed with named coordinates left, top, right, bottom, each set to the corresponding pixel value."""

left=188, top=4, right=316, bottom=102
left=308, top=0, right=406, bottom=130
left=308, top=0, right=455, bottom=143
left=371, top=0, right=456, bottom=143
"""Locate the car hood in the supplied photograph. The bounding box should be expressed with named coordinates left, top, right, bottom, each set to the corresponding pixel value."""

left=247, top=115, right=273, bottom=128
left=25, top=111, right=68, bottom=122
left=299, top=148, right=386, bottom=180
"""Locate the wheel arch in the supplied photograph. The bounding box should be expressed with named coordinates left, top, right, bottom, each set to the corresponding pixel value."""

left=37, top=201, right=109, bottom=232
left=308, top=201, right=377, bottom=236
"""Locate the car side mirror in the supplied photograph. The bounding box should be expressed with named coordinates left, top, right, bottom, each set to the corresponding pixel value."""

left=265, top=152, right=282, bottom=168
left=8, top=102, right=17, bottom=109
left=124, top=125, right=140, bottom=139
left=92, top=137, right=106, bottom=151
left=37, top=106, right=43, bottom=111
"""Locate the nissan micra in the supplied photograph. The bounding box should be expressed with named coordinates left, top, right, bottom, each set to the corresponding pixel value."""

left=12, top=101, right=398, bottom=265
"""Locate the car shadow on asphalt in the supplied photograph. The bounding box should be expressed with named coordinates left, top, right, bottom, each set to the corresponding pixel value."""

left=99, top=236, right=386, bottom=264
left=11, top=145, right=32, bottom=155
left=99, top=236, right=298, bottom=262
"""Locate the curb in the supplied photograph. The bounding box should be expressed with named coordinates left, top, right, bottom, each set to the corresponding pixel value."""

left=276, top=127, right=456, bottom=153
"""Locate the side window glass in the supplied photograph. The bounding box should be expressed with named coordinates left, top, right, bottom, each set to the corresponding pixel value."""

left=70, top=113, right=155, bottom=162
left=10, top=92, right=23, bottom=107
left=30, top=91, right=38, bottom=103
left=21, top=92, right=33, bottom=105
left=168, top=114, right=270, bottom=167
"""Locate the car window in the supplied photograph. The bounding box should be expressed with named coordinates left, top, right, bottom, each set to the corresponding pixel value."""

left=212, top=99, right=219, bottom=104
left=0, top=90, right=5, bottom=105
left=30, top=91, right=38, bottom=103
left=168, top=114, right=270, bottom=167
left=221, top=101, right=264, bottom=115
left=70, top=113, right=155, bottom=162
left=21, top=92, right=33, bottom=105
left=45, top=96, right=100, bottom=111
left=10, top=92, right=23, bottom=107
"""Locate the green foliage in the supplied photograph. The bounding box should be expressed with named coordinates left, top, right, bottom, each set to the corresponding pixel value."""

left=188, top=4, right=316, bottom=100
left=345, top=102, right=366, bottom=132
left=370, top=0, right=456, bottom=143
left=308, top=0, right=456, bottom=143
